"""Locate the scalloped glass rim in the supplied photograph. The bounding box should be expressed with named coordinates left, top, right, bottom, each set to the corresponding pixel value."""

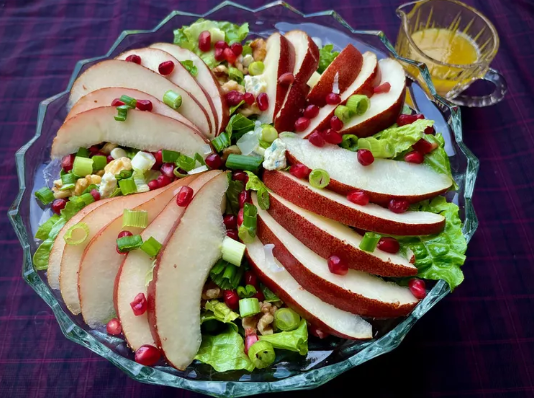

left=8, top=1, right=479, bottom=396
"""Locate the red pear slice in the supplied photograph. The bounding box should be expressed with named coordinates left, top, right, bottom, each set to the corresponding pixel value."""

left=273, top=30, right=319, bottom=132
left=280, top=135, right=453, bottom=204
left=148, top=172, right=228, bottom=370
left=114, top=170, right=222, bottom=351
left=340, top=58, right=406, bottom=137
left=245, top=239, right=373, bottom=340
left=265, top=192, right=417, bottom=277
left=262, top=170, right=446, bottom=236
left=258, top=33, right=295, bottom=124
left=307, top=44, right=363, bottom=107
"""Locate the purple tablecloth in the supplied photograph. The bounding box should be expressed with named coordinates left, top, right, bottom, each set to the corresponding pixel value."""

left=1, top=0, right=533, bottom=396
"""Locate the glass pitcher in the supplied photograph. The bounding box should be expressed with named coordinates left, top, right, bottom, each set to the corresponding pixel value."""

left=395, top=0, right=507, bottom=107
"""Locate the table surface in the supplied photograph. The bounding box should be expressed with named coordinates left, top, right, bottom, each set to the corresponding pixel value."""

left=1, top=0, right=534, bottom=397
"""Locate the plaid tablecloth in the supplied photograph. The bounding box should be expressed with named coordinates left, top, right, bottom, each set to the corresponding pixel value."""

left=1, top=0, right=533, bottom=397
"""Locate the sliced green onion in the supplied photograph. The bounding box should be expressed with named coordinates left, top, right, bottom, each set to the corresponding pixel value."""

left=248, top=340, right=275, bottom=369
left=221, top=236, right=246, bottom=266
left=274, top=308, right=301, bottom=331
left=237, top=284, right=257, bottom=299
left=340, top=134, right=359, bottom=151
left=76, top=147, right=90, bottom=158
left=35, top=214, right=61, bottom=240
left=35, top=187, right=55, bottom=205
left=72, top=157, right=94, bottom=177
left=119, top=94, right=137, bottom=108
left=63, top=222, right=90, bottom=245
left=309, top=169, right=330, bottom=189
left=225, top=154, right=263, bottom=173
left=180, top=60, right=198, bottom=77
left=133, top=169, right=149, bottom=193
left=210, top=259, right=244, bottom=290
left=239, top=297, right=260, bottom=318
left=249, top=61, right=264, bottom=76
left=110, top=188, right=122, bottom=198
left=114, top=105, right=130, bottom=122
left=131, top=151, right=156, bottom=171
left=61, top=173, right=77, bottom=185
left=176, top=154, right=196, bottom=172
left=79, top=192, right=95, bottom=206
left=211, top=132, right=230, bottom=152
left=140, top=236, right=162, bottom=257
left=173, top=167, right=189, bottom=178
left=118, top=179, right=137, bottom=195
left=359, top=232, right=381, bottom=252
left=162, top=150, right=180, bottom=163
left=163, top=90, right=182, bottom=110
left=60, top=183, right=75, bottom=191
left=194, top=152, right=206, bottom=166
left=334, top=105, right=353, bottom=124
left=116, top=234, right=143, bottom=252
left=122, top=209, right=148, bottom=228
left=261, top=125, right=278, bottom=143
left=125, top=147, right=139, bottom=159
left=229, top=66, right=244, bottom=83
left=346, top=94, right=370, bottom=116
left=242, top=45, right=252, bottom=56
left=115, top=170, right=133, bottom=181
left=238, top=202, right=257, bottom=243
left=92, top=155, right=107, bottom=172
left=357, top=137, right=394, bottom=158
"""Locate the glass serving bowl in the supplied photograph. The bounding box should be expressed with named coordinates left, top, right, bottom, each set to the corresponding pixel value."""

left=8, top=1, right=480, bottom=396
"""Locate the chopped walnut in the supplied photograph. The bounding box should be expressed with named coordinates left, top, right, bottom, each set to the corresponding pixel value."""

left=250, top=38, right=267, bottom=61
left=257, top=313, right=274, bottom=335
left=96, top=170, right=105, bottom=177
left=73, top=174, right=102, bottom=196
left=212, top=65, right=228, bottom=79
left=242, top=54, right=254, bottom=68
left=239, top=103, right=261, bottom=117
left=53, top=179, right=62, bottom=189
left=201, top=286, right=222, bottom=300
left=100, top=143, right=118, bottom=155
left=53, top=189, right=71, bottom=199
left=242, top=314, right=260, bottom=332
left=104, top=157, right=132, bottom=175
left=222, top=145, right=241, bottom=162
left=221, top=80, right=245, bottom=94
left=261, top=301, right=278, bottom=315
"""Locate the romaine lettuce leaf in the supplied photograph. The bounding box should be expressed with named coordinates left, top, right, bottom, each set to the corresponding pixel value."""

left=259, top=318, right=308, bottom=355
left=35, top=214, right=60, bottom=241
left=204, top=300, right=240, bottom=324
left=33, top=217, right=67, bottom=270
left=244, top=171, right=269, bottom=210
left=318, top=44, right=339, bottom=74
left=195, top=327, right=254, bottom=372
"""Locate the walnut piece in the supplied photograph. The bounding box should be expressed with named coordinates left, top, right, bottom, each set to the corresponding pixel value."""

left=239, top=103, right=261, bottom=117
left=250, top=38, right=267, bottom=62
left=73, top=174, right=103, bottom=196
left=242, top=314, right=260, bottom=332
left=100, top=143, right=118, bottom=155
left=104, top=157, right=132, bottom=175
left=212, top=64, right=228, bottom=79
left=53, top=189, right=71, bottom=199
left=221, top=80, right=245, bottom=94
left=222, top=145, right=241, bottom=162
left=257, top=313, right=274, bottom=335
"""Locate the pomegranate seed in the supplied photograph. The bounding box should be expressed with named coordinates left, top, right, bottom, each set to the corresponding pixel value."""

left=226, top=90, right=244, bottom=106
left=404, top=151, right=424, bottom=164
left=148, top=180, right=159, bottom=191
left=51, top=199, right=67, bottom=214
left=308, top=131, right=326, bottom=147
left=214, top=47, right=225, bottom=61
left=396, top=113, right=424, bottom=126
left=374, top=82, right=391, bottom=94
left=136, top=99, right=153, bottom=111
left=278, top=72, right=295, bottom=85
left=88, top=145, right=100, bottom=155
left=330, top=116, right=344, bottom=131
left=233, top=171, right=249, bottom=184
left=198, top=30, right=211, bottom=52
left=412, top=138, right=437, bottom=154
left=224, top=290, right=239, bottom=310
left=289, top=163, right=311, bottom=179
left=224, top=48, right=237, bottom=64
left=230, top=42, right=243, bottom=56
left=238, top=190, right=251, bottom=207
left=158, top=60, right=174, bottom=76
left=106, top=155, right=114, bottom=164
left=424, top=126, right=435, bottom=135
left=257, top=93, right=269, bottom=111
left=135, top=345, right=161, bottom=366
left=205, top=153, right=223, bottom=169
left=90, top=189, right=101, bottom=201
left=327, top=255, right=349, bottom=275
left=125, top=54, right=141, bottom=64
left=154, top=150, right=163, bottom=166
left=322, top=128, right=343, bottom=144
left=61, top=154, right=75, bottom=172
left=237, top=208, right=244, bottom=226
left=309, top=324, right=329, bottom=339
left=357, top=149, right=374, bottom=166
left=160, top=163, right=175, bottom=179
left=111, top=98, right=125, bottom=107
left=253, top=290, right=265, bottom=301
left=176, top=186, right=194, bottom=207
left=130, top=293, right=147, bottom=316
left=388, top=199, right=410, bottom=214
left=325, top=92, right=341, bottom=105
left=377, top=237, right=400, bottom=254
left=223, top=214, right=237, bottom=229
left=408, top=278, right=427, bottom=299
left=214, top=40, right=229, bottom=50
left=244, top=331, right=259, bottom=355
left=106, top=318, right=122, bottom=335
left=118, top=230, right=133, bottom=239
left=245, top=271, right=259, bottom=288
left=156, top=174, right=172, bottom=187
left=244, top=92, right=255, bottom=105
left=303, top=104, right=319, bottom=119
left=226, top=229, right=239, bottom=240
left=347, top=190, right=370, bottom=206
left=294, top=117, right=310, bottom=132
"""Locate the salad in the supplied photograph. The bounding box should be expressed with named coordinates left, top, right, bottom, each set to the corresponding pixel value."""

left=32, top=18, right=466, bottom=372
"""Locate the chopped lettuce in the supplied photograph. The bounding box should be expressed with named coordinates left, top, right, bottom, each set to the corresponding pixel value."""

left=259, top=318, right=308, bottom=355
left=225, top=173, right=245, bottom=215
left=261, top=284, right=280, bottom=303
left=229, top=100, right=245, bottom=116
left=244, top=171, right=269, bottom=210
left=398, top=196, right=467, bottom=290
left=195, top=326, right=254, bottom=372
left=33, top=217, right=67, bottom=270
left=180, top=60, right=198, bottom=77
left=174, top=19, right=249, bottom=68
left=317, top=44, right=339, bottom=74
left=204, top=300, right=240, bottom=324
left=35, top=214, right=61, bottom=241
left=225, top=114, right=255, bottom=141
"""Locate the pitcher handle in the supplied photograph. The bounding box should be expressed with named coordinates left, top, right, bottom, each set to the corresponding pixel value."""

left=450, top=68, right=507, bottom=107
